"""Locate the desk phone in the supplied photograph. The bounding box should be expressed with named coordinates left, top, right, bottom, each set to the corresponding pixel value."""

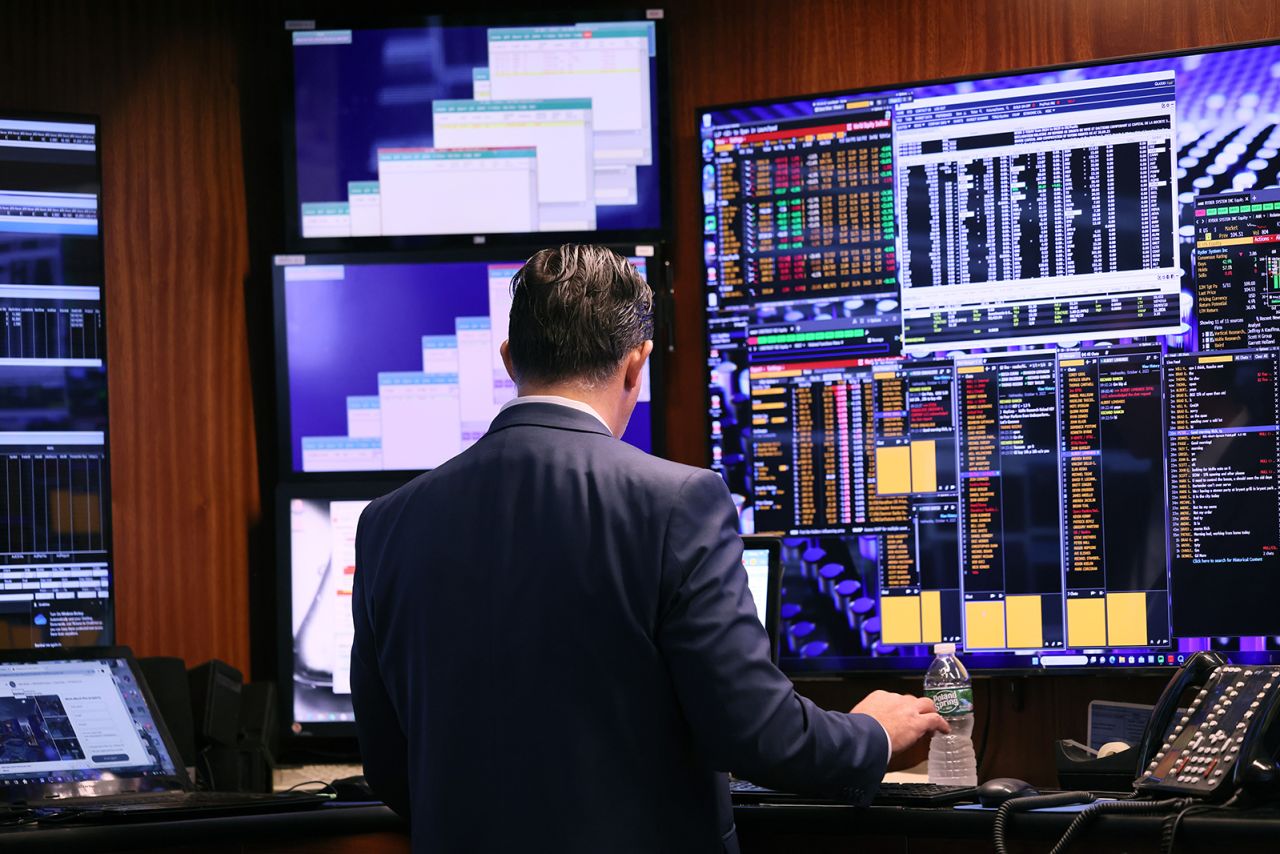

left=1135, top=652, right=1280, bottom=800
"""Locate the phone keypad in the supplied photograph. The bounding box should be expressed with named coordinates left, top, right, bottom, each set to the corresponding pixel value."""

left=1137, top=666, right=1280, bottom=797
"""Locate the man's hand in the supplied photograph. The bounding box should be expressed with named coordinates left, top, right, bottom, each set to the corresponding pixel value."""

left=851, top=690, right=950, bottom=771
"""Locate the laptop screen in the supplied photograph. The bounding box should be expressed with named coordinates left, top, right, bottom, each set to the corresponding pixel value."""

left=742, top=548, right=771, bottom=630
left=0, top=656, right=178, bottom=798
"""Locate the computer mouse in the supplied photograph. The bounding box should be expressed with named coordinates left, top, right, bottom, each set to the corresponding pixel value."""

left=977, top=777, right=1039, bottom=807
left=329, top=775, right=379, bottom=802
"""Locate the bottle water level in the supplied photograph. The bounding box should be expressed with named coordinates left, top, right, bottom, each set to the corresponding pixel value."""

left=927, top=714, right=977, bottom=786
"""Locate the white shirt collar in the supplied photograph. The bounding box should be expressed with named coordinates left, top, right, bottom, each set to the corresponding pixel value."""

left=499, top=395, right=614, bottom=435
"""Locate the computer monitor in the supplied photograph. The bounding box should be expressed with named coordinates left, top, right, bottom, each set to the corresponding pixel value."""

left=700, top=39, right=1280, bottom=675
left=742, top=537, right=782, bottom=664
left=273, top=246, right=664, bottom=477
left=277, top=482, right=393, bottom=738
left=283, top=11, right=667, bottom=246
left=0, top=113, right=113, bottom=649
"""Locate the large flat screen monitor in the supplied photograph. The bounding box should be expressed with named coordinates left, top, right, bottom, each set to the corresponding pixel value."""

left=700, top=39, right=1280, bottom=675
left=273, top=246, right=664, bottom=476
left=277, top=482, right=392, bottom=738
left=283, top=11, right=667, bottom=247
left=0, top=114, right=112, bottom=649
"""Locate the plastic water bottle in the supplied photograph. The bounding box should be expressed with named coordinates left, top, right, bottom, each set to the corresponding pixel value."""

left=924, top=642, right=977, bottom=785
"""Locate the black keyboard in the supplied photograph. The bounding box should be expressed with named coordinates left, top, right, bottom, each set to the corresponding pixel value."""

left=729, top=778, right=976, bottom=806
left=873, top=782, right=977, bottom=806
left=35, top=790, right=327, bottom=822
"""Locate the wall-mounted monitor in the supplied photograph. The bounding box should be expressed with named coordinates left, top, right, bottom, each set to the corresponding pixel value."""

left=699, top=39, right=1280, bottom=676
left=283, top=11, right=668, bottom=248
left=273, top=246, right=665, bottom=477
left=277, top=481, right=394, bottom=739
left=0, top=113, right=113, bottom=649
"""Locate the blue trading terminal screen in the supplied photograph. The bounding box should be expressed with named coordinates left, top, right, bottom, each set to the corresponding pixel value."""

left=278, top=252, right=655, bottom=475
left=701, top=41, right=1280, bottom=674
left=289, top=18, right=662, bottom=240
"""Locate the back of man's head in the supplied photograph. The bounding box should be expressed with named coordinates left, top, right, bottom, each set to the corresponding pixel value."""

left=507, top=244, right=654, bottom=388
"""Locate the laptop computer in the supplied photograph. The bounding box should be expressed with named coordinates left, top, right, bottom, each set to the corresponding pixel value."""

left=0, top=647, right=325, bottom=821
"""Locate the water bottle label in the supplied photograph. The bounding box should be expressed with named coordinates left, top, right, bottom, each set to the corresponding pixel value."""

left=925, top=686, right=973, bottom=717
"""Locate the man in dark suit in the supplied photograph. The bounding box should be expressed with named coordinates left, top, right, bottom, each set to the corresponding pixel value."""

left=351, top=245, right=948, bottom=853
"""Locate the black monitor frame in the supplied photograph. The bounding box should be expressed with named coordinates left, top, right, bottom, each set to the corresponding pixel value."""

left=271, top=242, right=671, bottom=484
left=0, top=110, right=116, bottom=648
left=696, top=36, right=1280, bottom=678
left=278, top=8, right=671, bottom=254
left=274, top=479, right=406, bottom=750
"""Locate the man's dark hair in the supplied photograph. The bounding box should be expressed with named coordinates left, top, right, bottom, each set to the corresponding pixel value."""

left=507, top=244, right=654, bottom=387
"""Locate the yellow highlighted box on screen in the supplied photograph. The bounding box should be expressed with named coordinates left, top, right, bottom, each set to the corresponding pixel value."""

left=1106, top=592, right=1148, bottom=647
left=1066, top=598, right=1107, bottom=648
left=881, top=595, right=922, bottom=645
left=1004, top=595, right=1043, bottom=649
left=876, top=446, right=912, bottom=494
left=964, top=601, right=1005, bottom=649
left=910, top=440, right=937, bottom=493
left=921, top=590, right=942, bottom=644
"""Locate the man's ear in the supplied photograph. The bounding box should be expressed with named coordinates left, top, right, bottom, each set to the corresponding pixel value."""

left=500, top=339, right=517, bottom=384
left=624, top=340, right=653, bottom=392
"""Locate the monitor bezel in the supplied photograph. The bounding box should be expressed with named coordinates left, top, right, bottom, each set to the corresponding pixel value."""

left=274, top=480, right=407, bottom=748
left=271, top=242, right=671, bottom=483
left=278, top=8, right=671, bottom=253
left=0, top=110, right=117, bottom=649
left=696, top=36, right=1280, bottom=678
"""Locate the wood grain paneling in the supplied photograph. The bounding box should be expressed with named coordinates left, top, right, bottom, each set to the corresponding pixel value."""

left=0, top=1, right=257, bottom=674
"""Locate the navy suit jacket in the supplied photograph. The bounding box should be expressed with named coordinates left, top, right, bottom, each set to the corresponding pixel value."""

left=351, top=402, right=888, bottom=853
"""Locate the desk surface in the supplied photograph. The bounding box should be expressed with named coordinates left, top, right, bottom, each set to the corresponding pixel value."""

left=0, top=803, right=407, bottom=853
left=2, top=797, right=1278, bottom=853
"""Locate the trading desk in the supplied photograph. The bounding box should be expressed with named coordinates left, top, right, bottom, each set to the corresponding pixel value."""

left=0, top=803, right=407, bottom=853
left=1, top=799, right=1278, bottom=852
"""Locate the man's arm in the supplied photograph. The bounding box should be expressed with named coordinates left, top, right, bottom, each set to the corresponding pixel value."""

left=655, top=470, right=944, bottom=800
left=350, top=508, right=411, bottom=818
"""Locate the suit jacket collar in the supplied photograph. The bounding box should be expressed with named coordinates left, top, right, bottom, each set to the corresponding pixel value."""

left=487, top=401, right=615, bottom=439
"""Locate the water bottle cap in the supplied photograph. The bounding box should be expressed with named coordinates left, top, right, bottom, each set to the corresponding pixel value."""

left=933, top=643, right=956, bottom=654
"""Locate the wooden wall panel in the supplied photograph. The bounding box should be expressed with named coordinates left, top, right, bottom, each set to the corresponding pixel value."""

left=0, top=1, right=257, bottom=674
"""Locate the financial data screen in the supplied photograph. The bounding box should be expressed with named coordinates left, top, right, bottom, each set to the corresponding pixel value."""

left=277, top=251, right=655, bottom=474
left=288, top=17, right=663, bottom=241
left=0, top=116, right=112, bottom=649
left=701, top=41, right=1280, bottom=673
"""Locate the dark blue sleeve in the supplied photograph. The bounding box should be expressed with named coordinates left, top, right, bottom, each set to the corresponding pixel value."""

left=655, top=470, right=889, bottom=803
left=350, top=504, right=411, bottom=818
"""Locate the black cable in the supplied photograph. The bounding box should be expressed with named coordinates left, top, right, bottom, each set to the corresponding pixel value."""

left=285, top=779, right=337, bottom=795
left=196, top=745, right=216, bottom=792
left=993, top=792, right=1095, bottom=854
left=1046, top=797, right=1192, bottom=854
left=1159, top=793, right=1241, bottom=854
